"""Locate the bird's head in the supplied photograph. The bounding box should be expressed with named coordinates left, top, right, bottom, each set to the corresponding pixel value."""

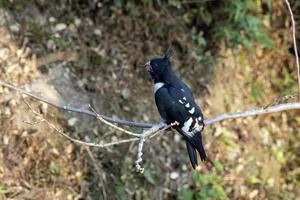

left=145, top=46, right=173, bottom=83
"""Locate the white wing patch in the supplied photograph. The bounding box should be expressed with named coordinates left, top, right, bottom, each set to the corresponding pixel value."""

left=182, top=118, right=194, bottom=137
left=199, top=124, right=204, bottom=130
left=185, top=103, right=190, bottom=108
left=153, top=82, right=165, bottom=93
left=181, top=117, right=202, bottom=137
left=179, top=100, right=184, bottom=104
left=181, top=88, right=185, bottom=92
left=189, top=107, right=195, bottom=114
left=183, top=97, right=187, bottom=100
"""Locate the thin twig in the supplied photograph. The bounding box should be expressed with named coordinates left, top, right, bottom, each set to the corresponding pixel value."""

left=2, top=80, right=300, bottom=127
left=23, top=98, right=176, bottom=173
left=23, top=99, right=139, bottom=147
left=89, top=105, right=141, bottom=137
left=85, top=146, right=102, bottom=176
left=284, top=0, right=300, bottom=100
left=150, top=121, right=179, bottom=138
left=263, top=93, right=298, bottom=109
left=84, top=146, right=107, bottom=199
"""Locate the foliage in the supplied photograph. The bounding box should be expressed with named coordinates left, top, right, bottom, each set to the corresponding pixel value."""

left=108, top=0, right=273, bottom=50
left=271, top=67, right=297, bottom=95
left=0, top=0, right=273, bottom=50
left=212, top=0, right=273, bottom=49
left=180, top=170, right=228, bottom=200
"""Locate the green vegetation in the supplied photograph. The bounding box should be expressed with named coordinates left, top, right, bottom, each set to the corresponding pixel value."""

left=180, top=170, right=228, bottom=200
left=271, top=67, right=297, bottom=95
left=213, top=0, right=273, bottom=49
left=107, top=0, right=273, bottom=50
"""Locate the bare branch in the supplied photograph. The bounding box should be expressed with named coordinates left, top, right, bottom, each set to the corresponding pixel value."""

left=150, top=121, right=179, bottom=138
left=84, top=146, right=107, bottom=199
left=284, top=0, right=300, bottom=99
left=0, top=80, right=154, bottom=128
left=23, top=98, right=178, bottom=173
left=2, top=80, right=300, bottom=128
left=23, top=99, right=139, bottom=147
left=89, top=105, right=141, bottom=137
left=204, top=101, right=300, bottom=125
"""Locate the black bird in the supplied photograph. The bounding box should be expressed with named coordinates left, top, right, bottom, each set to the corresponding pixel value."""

left=145, top=48, right=206, bottom=169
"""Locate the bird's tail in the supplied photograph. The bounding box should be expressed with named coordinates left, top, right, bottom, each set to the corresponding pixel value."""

left=193, top=132, right=207, bottom=162
left=186, top=141, right=198, bottom=169
left=177, top=129, right=207, bottom=168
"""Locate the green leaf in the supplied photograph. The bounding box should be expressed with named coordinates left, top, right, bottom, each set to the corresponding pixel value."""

left=247, top=175, right=261, bottom=184
left=135, top=188, right=148, bottom=200
left=250, top=81, right=264, bottom=102
left=272, top=146, right=286, bottom=163
left=197, top=32, right=207, bottom=47
left=213, top=160, right=224, bottom=171
left=49, top=161, right=61, bottom=177
left=143, top=169, right=155, bottom=184
left=198, top=188, right=208, bottom=199
left=0, top=184, right=7, bottom=195
left=142, top=0, right=150, bottom=6
left=115, top=186, right=128, bottom=200
left=180, top=188, right=194, bottom=200
left=192, top=170, right=201, bottom=185
left=200, top=8, right=212, bottom=26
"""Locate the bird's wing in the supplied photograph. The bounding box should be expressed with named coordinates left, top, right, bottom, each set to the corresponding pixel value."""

left=167, top=84, right=203, bottom=120
left=167, top=85, right=206, bottom=162
left=155, top=86, right=190, bottom=123
left=155, top=85, right=204, bottom=134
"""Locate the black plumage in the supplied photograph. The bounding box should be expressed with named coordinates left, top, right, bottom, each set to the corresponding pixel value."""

left=145, top=48, right=206, bottom=169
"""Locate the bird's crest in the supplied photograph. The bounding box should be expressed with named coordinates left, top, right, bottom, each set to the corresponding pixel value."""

left=164, top=45, right=172, bottom=60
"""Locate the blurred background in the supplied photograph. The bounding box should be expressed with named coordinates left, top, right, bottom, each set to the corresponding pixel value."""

left=0, top=0, right=299, bottom=199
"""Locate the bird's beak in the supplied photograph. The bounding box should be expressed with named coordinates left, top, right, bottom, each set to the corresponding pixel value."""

left=145, top=61, right=152, bottom=72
